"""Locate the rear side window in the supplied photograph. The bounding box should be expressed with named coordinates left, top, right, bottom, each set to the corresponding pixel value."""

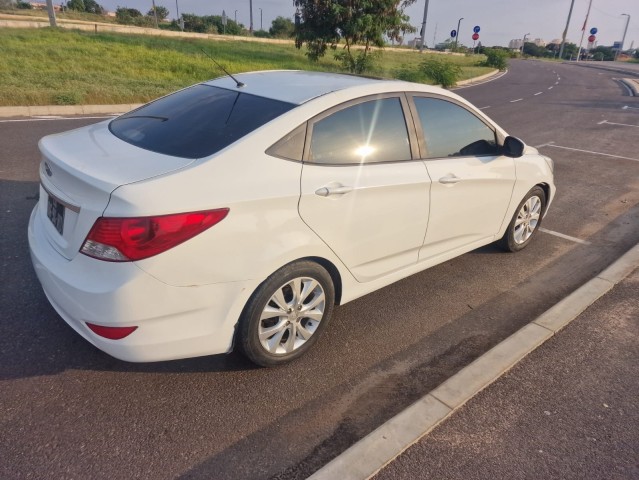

left=109, top=85, right=296, bottom=159
left=308, top=97, right=412, bottom=165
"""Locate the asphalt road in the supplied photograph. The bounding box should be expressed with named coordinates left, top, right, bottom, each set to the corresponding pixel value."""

left=1, top=60, right=638, bottom=480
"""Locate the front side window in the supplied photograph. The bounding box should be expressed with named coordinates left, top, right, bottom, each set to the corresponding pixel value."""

left=413, top=97, right=499, bottom=159
left=110, top=85, right=296, bottom=159
left=309, top=97, right=412, bottom=164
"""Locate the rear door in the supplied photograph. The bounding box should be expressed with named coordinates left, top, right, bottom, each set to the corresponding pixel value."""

left=298, top=94, right=432, bottom=282
left=408, top=95, right=516, bottom=260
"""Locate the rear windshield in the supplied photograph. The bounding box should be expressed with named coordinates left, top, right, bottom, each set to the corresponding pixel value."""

left=109, top=84, right=296, bottom=159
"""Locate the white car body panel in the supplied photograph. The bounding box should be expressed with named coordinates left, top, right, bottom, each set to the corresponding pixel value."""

left=420, top=155, right=516, bottom=260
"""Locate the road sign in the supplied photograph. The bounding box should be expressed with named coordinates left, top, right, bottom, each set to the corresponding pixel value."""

left=613, top=41, right=622, bottom=50
left=473, top=25, right=480, bottom=33
left=588, top=35, right=596, bottom=43
left=472, top=33, right=479, bottom=41
left=590, top=27, right=598, bottom=35
left=222, top=10, right=227, bottom=26
left=451, top=29, right=457, bottom=38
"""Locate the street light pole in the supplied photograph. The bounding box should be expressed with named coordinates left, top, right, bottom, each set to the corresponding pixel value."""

left=234, top=10, right=237, bottom=23
left=616, top=14, right=631, bottom=61
left=259, top=7, right=262, bottom=31
left=454, top=17, right=463, bottom=51
left=521, top=33, right=530, bottom=55
left=418, top=0, right=430, bottom=53
left=559, top=0, right=576, bottom=60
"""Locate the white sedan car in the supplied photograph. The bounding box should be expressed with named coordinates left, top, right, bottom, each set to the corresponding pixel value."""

left=29, top=70, right=555, bottom=366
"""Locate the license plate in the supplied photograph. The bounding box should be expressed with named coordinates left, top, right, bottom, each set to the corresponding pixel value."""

left=47, top=194, right=65, bottom=235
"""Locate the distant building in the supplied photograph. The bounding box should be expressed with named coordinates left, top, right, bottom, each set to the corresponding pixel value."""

left=29, top=2, right=62, bottom=10
left=509, top=37, right=547, bottom=50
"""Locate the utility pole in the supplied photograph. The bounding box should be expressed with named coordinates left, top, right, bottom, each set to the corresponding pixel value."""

left=418, top=0, right=430, bottom=52
left=559, top=0, right=576, bottom=60
left=432, top=22, right=437, bottom=48
left=45, top=0, right=57, bottom=27
left=576, top=0, right=593, bottom=62
left=151, top=0, right=159, bottom=28
left=175, top=0, right=182, bottom=31
left=249, top=0, right=253, bottom=33
left=259, top=7, right=262, bottom=31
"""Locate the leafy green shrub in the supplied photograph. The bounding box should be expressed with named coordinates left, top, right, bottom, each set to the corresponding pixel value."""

left=334, top=50, right=380, bottom=74
left=16, top=0, right=33, bottom=8
left=482, top=48, right=509, bottom=71
left=419, top=58, right=461, bottom=88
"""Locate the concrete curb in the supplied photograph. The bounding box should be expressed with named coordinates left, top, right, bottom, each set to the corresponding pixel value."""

left=308, top=243, right=639, bottom=480
left=0, top=104, right=142, bottom=118
left=620, top=78, right=639, bottom=96
left=455, top=69, right=502, bottom=87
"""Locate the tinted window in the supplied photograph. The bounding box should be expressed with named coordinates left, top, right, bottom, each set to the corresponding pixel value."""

left=413, top=97, right=498, bottom=159
left=309, top=98, right=411, bottom=164
left=266, top=123, right=307, bottom=161
left=110, top=85, right=296, bottom=159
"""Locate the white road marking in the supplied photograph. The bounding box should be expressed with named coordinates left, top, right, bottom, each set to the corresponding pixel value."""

left=534, top=92, right=543, bottom=96
left=548, top=86, right=554, bottom=90
left=622, top=105, right=639, bottom=110
left=0, top=115, right=116, bottom=123
left=510, top=98, right=524, bottom=103
left=479, top=106, right=491, bottom=110
left=598, top=119, right=639, bottom=128
left=539, top=228, right=591, bottom=245
left=539, top=143, right=639, bottom=162
left=555, top=81, right=559, bottom=85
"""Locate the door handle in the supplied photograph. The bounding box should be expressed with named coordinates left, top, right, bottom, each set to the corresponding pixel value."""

left=315, top=185, right=354, bottom=197
left=439, top=174, right=462, bottom=184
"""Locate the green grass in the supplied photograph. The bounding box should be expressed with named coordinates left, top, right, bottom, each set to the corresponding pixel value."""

left=0, top=28, right=494, bottom=106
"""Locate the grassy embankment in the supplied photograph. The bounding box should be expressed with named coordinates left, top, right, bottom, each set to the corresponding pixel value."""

left=0, top=27, right=493, bottom=106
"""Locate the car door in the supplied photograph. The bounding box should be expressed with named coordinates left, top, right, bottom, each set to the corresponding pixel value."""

left=298, top=94, right=431, bottom=282
left=409, top=95, right=516, bottom=261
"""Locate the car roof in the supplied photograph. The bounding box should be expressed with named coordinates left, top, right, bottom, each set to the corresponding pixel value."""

left=203, top=70, right=436, bottom=105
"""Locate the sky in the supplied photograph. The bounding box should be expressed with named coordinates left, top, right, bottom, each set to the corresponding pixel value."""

left=95, top=0, right=638, bottom=49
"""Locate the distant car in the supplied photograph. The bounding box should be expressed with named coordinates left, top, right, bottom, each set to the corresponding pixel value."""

left=29, top=70, right=555, bottom=367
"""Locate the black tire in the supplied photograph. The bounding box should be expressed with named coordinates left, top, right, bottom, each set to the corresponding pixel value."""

left=498, top=186, right=546, bottom=252
left=237, top=261, right=335, bottom=367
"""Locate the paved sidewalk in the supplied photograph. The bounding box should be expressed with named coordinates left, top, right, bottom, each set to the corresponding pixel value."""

left=374, top=267, right=639, bottom=480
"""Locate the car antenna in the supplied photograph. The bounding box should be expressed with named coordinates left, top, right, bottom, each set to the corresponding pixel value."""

left=200, top=49, right=245, bottom=88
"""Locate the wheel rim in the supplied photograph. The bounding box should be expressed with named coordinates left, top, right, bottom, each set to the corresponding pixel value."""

left=513, top=195, right=542, bottom=244
left=258, top=277, right=326, bottom=355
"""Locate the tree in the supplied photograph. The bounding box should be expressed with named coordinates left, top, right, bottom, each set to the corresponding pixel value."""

left=590, top=46, right=614, bottom=61
left=84, top=0, right=104, bottom=14
left=66, top=0, right=85, bottom=11
left=147, top=5, right=169, bottom=21
left=269, top=16, right=295, bottom=38
left=15, top=0, right=33, bottom=8
left=522, top=42, right=546, bottom=58
left=293, top=0, right=416, bottom=73
left=179, top=14, right=242, bottom=35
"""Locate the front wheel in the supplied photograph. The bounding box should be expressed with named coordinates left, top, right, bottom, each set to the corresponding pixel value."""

left=237, top=261, right=335, bottom=367
left=498, top=186, right=546, bottom=252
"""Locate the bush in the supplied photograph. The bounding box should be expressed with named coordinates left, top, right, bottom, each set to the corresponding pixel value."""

left=334, top=50, right=379, bottom=74
left=419, top=58, right=461, bottom=88
left=54, top=91, right=84, bottom=105
left=482, top=48, right=509, bottom=71
left=16, top=0, right=33, bottom=8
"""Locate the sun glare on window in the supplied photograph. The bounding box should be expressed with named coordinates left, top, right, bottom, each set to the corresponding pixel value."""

left=354, top=145, right=376, bottom=158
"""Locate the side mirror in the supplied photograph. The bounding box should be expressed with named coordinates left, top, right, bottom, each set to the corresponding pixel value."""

left=502, top=136, right=525, bottom=158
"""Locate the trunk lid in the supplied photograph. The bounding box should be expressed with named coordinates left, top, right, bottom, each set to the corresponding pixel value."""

left=37, top=120, right=195, bottom=260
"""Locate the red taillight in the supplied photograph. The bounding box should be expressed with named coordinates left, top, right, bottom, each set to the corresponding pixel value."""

left=86, top=323, right=138, bottom=340
left=80, top=209, right=229, bottom=262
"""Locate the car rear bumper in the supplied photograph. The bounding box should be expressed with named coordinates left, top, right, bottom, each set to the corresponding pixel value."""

left=28, top=206, right=251, bottom=362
